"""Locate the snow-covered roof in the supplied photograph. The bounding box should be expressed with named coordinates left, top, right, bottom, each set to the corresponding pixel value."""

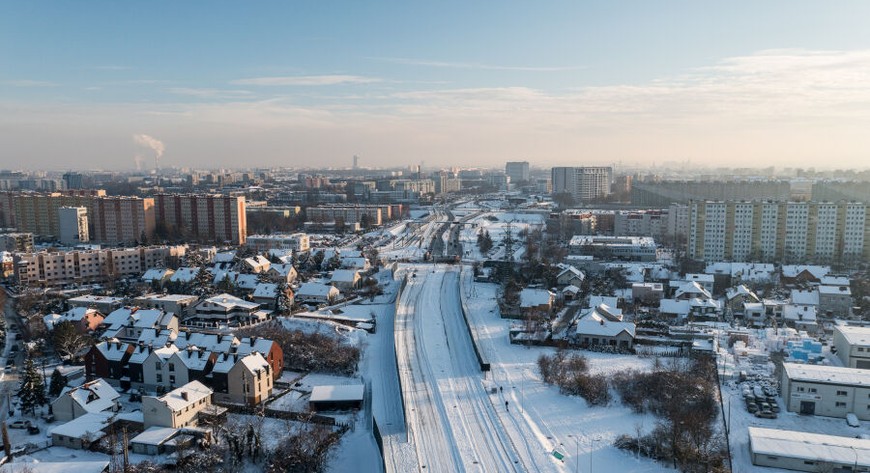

left=269, top=263, right=296, bottom=276
left=169, top=266, right=199, bottom=283
left=142, top=268, right=173, bottom=282
left=575, top=309, right=635, bottom=338
left=67, top=294, right=124, bottom=306
left=244, top=255, right=271, bottom=271
left=252, top=282, right=279, bottom=299
left=155, top=380, right=212, bottom=412
left=310, top=384, right=364, bottom=403
left=94, top=339, right=131, bottom=361
left=684, top=273, right=714, bottom=283
left=674, top=281, right=712, bottom=300
left=749, top=427, right=870, bottom=467
left=200, top=293, right=259, bottom=310
left=49, top=412, right=112, bottom=440
left=725, top=285, right=759, bottom=302
left=0, top=461, right=110, bottom=473
left=659, top=299, right=689, bottom=315
left=557, top=266, right=585, bottom=280
left=562, top=285, right=580, bottom=295
left=818, top=285, right=851, bottom=296
left=588, top=295, right=619, bottom=310
left=175, top=331, right=238, bottom=352
left=59, top=378, right=120, bottom=414
left=212, top=352, right=269, bottom=374
left=330, top=269, right=360, bottom=283
left=519, top=288, right=553, bottom=308
left=821, top=275, right=850, bottom=286
left=781, top=265, right=830, bottom=279
left=783, top=362, right=870, bottom=386
left=234, top=337, right=277, bottom=358
left=834, top=325, right=870, bottom=346
left=43, top=307, right=103, bottom=330
left=130, top=426, right=180, bottom=446
left=233, top=273, right=260, bottom=290
left=297, top=282, right=339, bottom=298
left=340, top=257, right=369, bottom=269
left=790, top=289, right=819, bottom=306
left=172, top=347, right=213, bottom=371
left=212, top=251, right=236, bottom=263
left=102, top=307, right=168, bottom=330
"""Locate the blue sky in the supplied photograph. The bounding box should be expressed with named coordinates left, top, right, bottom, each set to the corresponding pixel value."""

left=3, top=1, right=870, bottom=170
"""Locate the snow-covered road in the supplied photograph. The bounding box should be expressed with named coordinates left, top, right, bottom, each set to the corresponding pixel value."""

left=395, top=265, right=520, bottom=472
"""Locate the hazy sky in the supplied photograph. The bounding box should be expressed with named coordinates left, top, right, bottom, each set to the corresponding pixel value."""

left=3, top=1, right=870, bottom=171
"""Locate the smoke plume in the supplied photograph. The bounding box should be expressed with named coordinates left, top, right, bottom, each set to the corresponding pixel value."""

left=133, top=133, right=165, bottom=170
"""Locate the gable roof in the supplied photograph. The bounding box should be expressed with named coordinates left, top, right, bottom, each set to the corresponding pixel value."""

left=169, top=267, right=200, bottom=283
left=575, top=309, right=635, bottom=338
left=297, top=282, right=339, bottom=297
left=59, top=378, right=120, bottom=414
left=154, top=380, right=212, bottom=411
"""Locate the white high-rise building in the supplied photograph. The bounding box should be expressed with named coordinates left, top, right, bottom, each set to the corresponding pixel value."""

left=687, top=200, right=869, bottom=264
left=505, top=161, right=530, bottom=184
left=551, top=167, right=612, bottom=201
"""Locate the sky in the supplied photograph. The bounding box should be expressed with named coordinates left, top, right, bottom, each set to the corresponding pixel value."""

left=3, top=1, right=870, bottom=171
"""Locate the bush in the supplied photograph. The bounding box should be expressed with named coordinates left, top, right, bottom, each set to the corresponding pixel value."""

left=537, top=351, right=609, bottom=406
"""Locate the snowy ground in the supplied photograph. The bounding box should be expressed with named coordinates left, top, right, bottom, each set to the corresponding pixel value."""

left=457, top=210, right=545, bottom=262
left=458, top=266, right=675, bottom=473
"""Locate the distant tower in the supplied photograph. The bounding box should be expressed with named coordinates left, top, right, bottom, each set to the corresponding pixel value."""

left=353, top=155, right=360, bottom=170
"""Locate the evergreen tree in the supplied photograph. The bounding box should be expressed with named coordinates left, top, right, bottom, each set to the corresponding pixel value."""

left=48, top=368, right=67, bottom=397
left=18, top=358, right=47, bottom=415
left=276, top=281, right=292, bottom=314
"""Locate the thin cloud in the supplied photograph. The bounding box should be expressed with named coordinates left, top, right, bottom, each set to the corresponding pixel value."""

left=3, top=80, right=58, bottom=87
left=230, top=75, right=381, bottom=86
left=92, top=65, right=133, bottom=71
left=167, top=87, right=253, bottom=99
left=369, top=56, right=583, bottom=72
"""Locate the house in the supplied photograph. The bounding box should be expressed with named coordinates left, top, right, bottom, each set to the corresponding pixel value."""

left=0, top=461, right=110, bottom=473
left=243, top=255, right=271, bottom=273
left=743, top=302, right=766, bottom=327
left=780, top=363, right=870, bottom=420
left=781, top=265, right=830, bottom=285
left=193, top=293, right=264, bottom=326
left=519, top=288, right=554, bottom=317
left=168, top=347, right=217, bottom=386
left=141, top=345, right=182, bottom=391
left=818, top=285, right=853, bottom=317
left=267, top=263, right=298, bottom=284
left=339, top=256, right=370, bottom=270
left=833, top=325, right=870, bottom=369
left=233, top=337, right=284, bottom=380
left=748, top=427, right=870, bottom=472
left=210, top=352, right=273, bottom=405
left=252, top=282, right=290, bottom=310
left=50, top=412, right=113, bottom=450
left=85, top=340, right=134, bottom=384
left=561, top=285, right=581, bottom=300
left=51, top=378, right=121, bottom=422
left=572, top=304, right=635, bottom=349
left=790, top=288, right=819, bottom=307
left=309, top=384, right=365, bottom=411
left=174, top=331, right=238, bottom=353
left=330, top=269, right=361, bottom=291
left=556, top=266, right=585, bottom=287
left=296, top=282, right=340, bottom=305
left=782, top=304, right=818, bottom=333
left=631, top=282, right=663, bottom=304
left=130, top=426, right=190, bottom=455
left=169, top=267, right=200, bottom=285
left=66, top=295, right=125, bottom=313
left=133, top=293, right=200, bottom=318
left=724, top=285, right=760, bottom=313
left=142, top=380, right=213, bottom=429
left=141, top=268, right=174, bottom=287
left=673, top=281, right=713, bottom=301
left=101, top=307, right=179, bottom=342
left=43, top=307, right=104, bottom=332
left=683, top=273, right=714, bottom=294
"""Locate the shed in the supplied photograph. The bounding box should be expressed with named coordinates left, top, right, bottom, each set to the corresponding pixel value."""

left=309, top=384, right=365, bottom=411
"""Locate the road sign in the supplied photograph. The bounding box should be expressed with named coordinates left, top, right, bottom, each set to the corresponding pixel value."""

left=552, top=449, right=565, bottom=461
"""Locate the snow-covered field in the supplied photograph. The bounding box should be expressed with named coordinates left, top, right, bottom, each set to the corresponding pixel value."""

left=459, top=266, right=675, bottom=473
left=457, top=210, right=546, bottom=262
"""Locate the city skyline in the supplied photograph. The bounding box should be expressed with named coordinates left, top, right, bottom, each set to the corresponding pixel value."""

left=3, top=1, right=870, bottom=170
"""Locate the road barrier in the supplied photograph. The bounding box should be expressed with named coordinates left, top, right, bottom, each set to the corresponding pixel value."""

left=457, top=267, right=490, bottom=372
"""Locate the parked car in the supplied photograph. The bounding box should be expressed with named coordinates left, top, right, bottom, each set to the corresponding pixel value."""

left=8, top=419, right=32, bottom=429
left=755, top=410, right=777, bottom=419
left=747, top=403, right=759, bottom=414
left=846, top=413, right=860, bottom=427
left=27, top=425, right=39, bottom=435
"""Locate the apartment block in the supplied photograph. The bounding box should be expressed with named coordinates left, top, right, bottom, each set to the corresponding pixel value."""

left=307, top=204, right=384, bottom=226
left=505, top=161, right=530, bottom=183
left=154, top=194, right=247, bottom=245
left=14, top=245, right=185, bottom=288
left=687, top=200, right=869, bottom=264
left=551, top=167, right=612, bottom=201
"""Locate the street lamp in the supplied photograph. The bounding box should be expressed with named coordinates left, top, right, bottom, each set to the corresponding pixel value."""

left=590, top=436, right=601, bottom=473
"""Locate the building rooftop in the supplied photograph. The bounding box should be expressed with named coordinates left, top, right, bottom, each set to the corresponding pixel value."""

left=835, top=325, right=870, bottom=346
left=783, top=362, right=870, bottom=386
left=749, top=427, right=870, bottom=467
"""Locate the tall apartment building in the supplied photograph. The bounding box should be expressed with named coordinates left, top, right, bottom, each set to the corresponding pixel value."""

left=58, top=206, right=89, bottom=245
left=246, top=233, right=310, bottom=253
left=551, top=167, right=612, bottom=201
left=90, top=197, right=156, bottom=245
left=153, top=194, right=247, bottom=245
left=505, top=161, right=530, bottom=183
left=687, top=200, right=869, bottom=264
left=0, top=232, right=34, bottom=252
left=14, top=245, right=186, bottom=288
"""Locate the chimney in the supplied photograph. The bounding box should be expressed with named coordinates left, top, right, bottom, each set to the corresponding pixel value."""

left=181, top=391, right=188, bottom=401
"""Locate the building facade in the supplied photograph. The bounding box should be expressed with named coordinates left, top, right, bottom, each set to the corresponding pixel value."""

left=505, top=161, right=530, bottom=183
left=154, top=194, right=247, bottom=245
left=58, top=206, right=89, bottom=245
left=687, top=200, right=869, bottom=264
left=551, top=167, right=612, bottom=201
left=781, top=363, right=870, bottom=420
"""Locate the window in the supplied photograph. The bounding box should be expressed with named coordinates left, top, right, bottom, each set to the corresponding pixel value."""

left=169, top=363, right=175, bottom=372
left=808, top=388, right=817, bottom=393
left=836, top=402, right=847, bottom=408
left=837, top=390, right=848, bottom=396
left=797, top=387, right=805, bottom=392
left=156, top=374, right=162, bottom=383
